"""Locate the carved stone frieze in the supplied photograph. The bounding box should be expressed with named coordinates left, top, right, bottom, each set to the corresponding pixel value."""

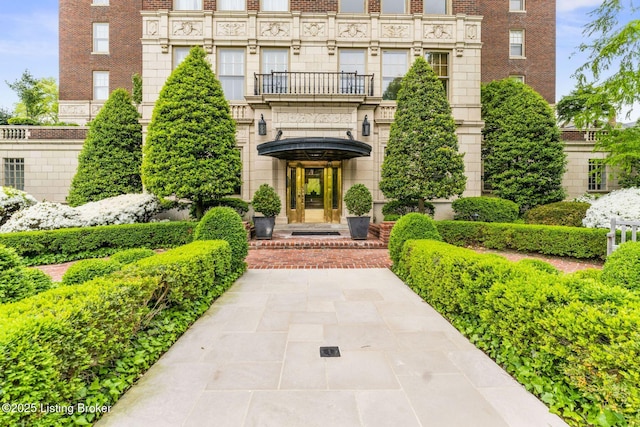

left=382, top=24, right=409, bottom=38
left=217, top=22, right=247, bottom=36
left=277, top=112, right=352, bottom=124
left=59, top=104, right=89, bottom=116
left=338, top=23, right=367, bottom=38
left=260, top=22, right=290, bottom=37
left=173, top=21, right=203, bottom=36
left=302, top=22, right=325, bottom=37
left=423, top=24, right=453, bottom=39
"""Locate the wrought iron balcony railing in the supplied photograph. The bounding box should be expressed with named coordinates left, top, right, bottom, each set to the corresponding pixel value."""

left=254, top=71, right=374, bottom=96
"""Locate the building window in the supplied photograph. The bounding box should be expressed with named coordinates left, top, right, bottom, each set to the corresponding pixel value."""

left=510, top=0, right=524, bottom=11
left=425, top=51, right=449, bottom=95
left=173, top=46, right=192, bottom=69
left=340, top=0, right=365, bottom=13
left=93, top=23, right=109, bottom=53
left=510, top=75, right=525, bottom=83
left=93, top=71, right=109, bottom=100
left=92, top=0, right=109, bottom=5
left=3, top=158, right=25, bottom=191
left=339, top=49, right=366, bottom=94
left=262, top=0, right=288, bottom=11
left=174, top=0, right=202, bottom=10
left=382, top=51, right=408, bottom=100
left=424, top=0, right=447, bottom=14
left=588, top=159, right=607, bottom=191
left=218, top=0, right=245, bottom=10
left=382, top=0, right=406, bottom=13
left=510, top=30, right=524, bottom=57
left=219, top=49, right=245, bottom=100
left=262, top=49, right=288, bottom=93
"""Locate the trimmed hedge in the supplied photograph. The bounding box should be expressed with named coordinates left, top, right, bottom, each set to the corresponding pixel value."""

left=601, top=241, right=640, bottom=291
left=194, top=207, right=248, bottom=274
left=0, top=240, right=235, bottom=426
left=388, top=213, right=442, bottom=267
left=524, top=201, right=590, bottom=227
left=435, top=220, right=608, bottom=260
left=381, top=199, right=435, bottom=220
left=0, top=245, right=53, bottom=304
left=0, top=221, right=195, bottom=266
left=397, top=240, right=639, bottom=426
left=61, top=259, right=122, bottom=286
left=110, top=248, right=156, bottom=265
left=452, top=196, right=519, bottom=223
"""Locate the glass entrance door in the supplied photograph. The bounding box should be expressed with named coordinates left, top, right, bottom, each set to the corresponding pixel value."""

left=286, top=161, right=342, bottom=223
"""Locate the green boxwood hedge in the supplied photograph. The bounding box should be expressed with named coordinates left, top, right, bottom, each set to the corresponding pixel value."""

left=0, top=240, right=235, bottom=426
left=524, top=201, right=590, bottom=227
left=61, top=259, right=123, bottom=286
left=435, top=220, right=608, bottom=260
left=452, top=196, right=519, bottom=223
left=397, top=240, right=639, bottom=426
left=0, top=221, right=195, bottom=266
left=0, top=245, right=53, bottom=304
left=388, top=213, right=442, bottom=267
left=601, top=241, right=640, bottom=291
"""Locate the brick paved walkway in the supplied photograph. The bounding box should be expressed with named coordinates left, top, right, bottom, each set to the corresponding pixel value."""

left=247, top=248, right=391, bottom=269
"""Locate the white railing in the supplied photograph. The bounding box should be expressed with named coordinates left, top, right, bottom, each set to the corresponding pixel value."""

left=0, top=126, right=30, bottom=140
left=607, top=217, right=640, bottom=255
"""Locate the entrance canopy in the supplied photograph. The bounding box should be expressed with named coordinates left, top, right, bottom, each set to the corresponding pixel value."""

left=257, top=137, right=371, bottom=161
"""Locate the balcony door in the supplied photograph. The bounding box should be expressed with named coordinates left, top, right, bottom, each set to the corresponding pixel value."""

left=287, top=161, right=342, bottom=223
left=339, top=49, right=366, bottom=94
left=262, top=49, right=288, bottom=93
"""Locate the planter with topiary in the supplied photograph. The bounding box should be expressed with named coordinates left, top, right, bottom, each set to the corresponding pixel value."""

left=344, top=183, right=373, bottom=240
left=251, top=184, right=282, bottom=240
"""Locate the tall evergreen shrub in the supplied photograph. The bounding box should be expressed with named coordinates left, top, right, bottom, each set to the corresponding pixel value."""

left=142, top=46, right=241, bottom=219
left=67, top=89, right=142, bottom=206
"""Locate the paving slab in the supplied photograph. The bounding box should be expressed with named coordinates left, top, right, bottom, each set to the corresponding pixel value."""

left=96, top=269, right=569, bottom=427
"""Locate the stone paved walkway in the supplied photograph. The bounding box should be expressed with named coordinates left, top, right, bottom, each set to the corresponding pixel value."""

left=95, top=269, right=568, bottom=427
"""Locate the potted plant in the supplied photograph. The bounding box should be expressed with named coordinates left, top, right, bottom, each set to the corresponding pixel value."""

left=344, top=183, right=373, bottom=240
left=251, top=183, right=282, bottom=240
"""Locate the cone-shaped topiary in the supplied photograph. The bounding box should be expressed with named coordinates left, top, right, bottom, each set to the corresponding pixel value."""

left=142, top=46, right=242, bottom=220
left=380, top=56, right=466, bottom=213
left=251, top=184, right=281, bottom=217
left=344, top=184, right=372, bottom=216
left=482, top=79, right=566, bottom=212
left=67, top=88, right=142, bottom=206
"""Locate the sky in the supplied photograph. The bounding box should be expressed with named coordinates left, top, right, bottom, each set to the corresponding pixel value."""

left=0, top=0, right=637, bottom=121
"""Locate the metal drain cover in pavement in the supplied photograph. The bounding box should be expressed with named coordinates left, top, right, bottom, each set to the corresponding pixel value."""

left=319, top=346, right=341, bottom=357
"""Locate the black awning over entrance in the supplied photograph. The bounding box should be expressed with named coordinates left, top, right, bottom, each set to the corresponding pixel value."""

left=257, top=137, right=371, bottom=160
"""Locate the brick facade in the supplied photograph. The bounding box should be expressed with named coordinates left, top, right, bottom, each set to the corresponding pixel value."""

left=60, top=0, right=143, bottom=101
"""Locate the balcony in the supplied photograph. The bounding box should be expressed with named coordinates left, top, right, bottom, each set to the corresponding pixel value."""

left=254, top=71, right=375, bottom=97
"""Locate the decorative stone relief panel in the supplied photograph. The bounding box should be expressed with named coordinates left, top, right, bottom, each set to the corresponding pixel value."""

left=217, top=22, right=247, bottom=36
left=465, top=24, right=478, bottom=40
left=338, top=23, right=367, bottom=38
left=381, top=25, right=409, bottom=38
left=260, top=22, right=290, bottom=37
left=423, top=24, right=453, bottom=39
left=173, top=21, right=203, bottom=36
left=59, top=104, right=89, bottom=116
left=277, top=112, right=353, bottom=125
left=146, top=20, right=159, bottom=36
left=302, top=22, right=325, bottom=37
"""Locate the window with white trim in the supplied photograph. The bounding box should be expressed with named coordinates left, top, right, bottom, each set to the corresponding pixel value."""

left=382, top=0, right=406, bottom=13
left=262, top=0, right=288, bottom=11
left=262, top=49, right=288, bottom=93
left=382, top=51, right=408, bottom=100
left=339, top=49, right=366, bottom=94
left=219, top=49, right=245, bottom=100
left=93, top=23, right=109, bottom=53
left=510, top=30, right=524, bottom=57
left=510, top=0, right=524, bottom=11
left=174, top=0, right=202, bottom=10
left=510, top=75, right=525, bottom=83
left=218, top=0, right=245, bottom=10
left=93, top=71, right=109, bottom=100
left=173, top=47, right=192, bottom=69
left=588, top=159, right=607, bottom=191
left=424, top=0, right=447, bottom=14
left=340, top=0, right=365, bottom=13
left=425, top=51, right=449, bottom=95
left=3, top=158, right=25, bottom=191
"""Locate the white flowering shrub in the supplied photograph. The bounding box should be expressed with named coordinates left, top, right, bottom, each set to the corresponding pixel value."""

left=582, top=188, right=640, bottom=228
left=573, top=193, right=599, bottom=205
left=0, top=187, right=38, bottom=226
left=0, top=193, right=160, bottom=233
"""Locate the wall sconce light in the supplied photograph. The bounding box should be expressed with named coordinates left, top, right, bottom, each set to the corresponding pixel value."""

left=362, top=115, right=370, bottom=137
left=258, top=114, right=267, bottom=136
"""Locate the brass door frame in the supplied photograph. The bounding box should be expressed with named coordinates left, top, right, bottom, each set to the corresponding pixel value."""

left=286, top=161, right=342, bottom=223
